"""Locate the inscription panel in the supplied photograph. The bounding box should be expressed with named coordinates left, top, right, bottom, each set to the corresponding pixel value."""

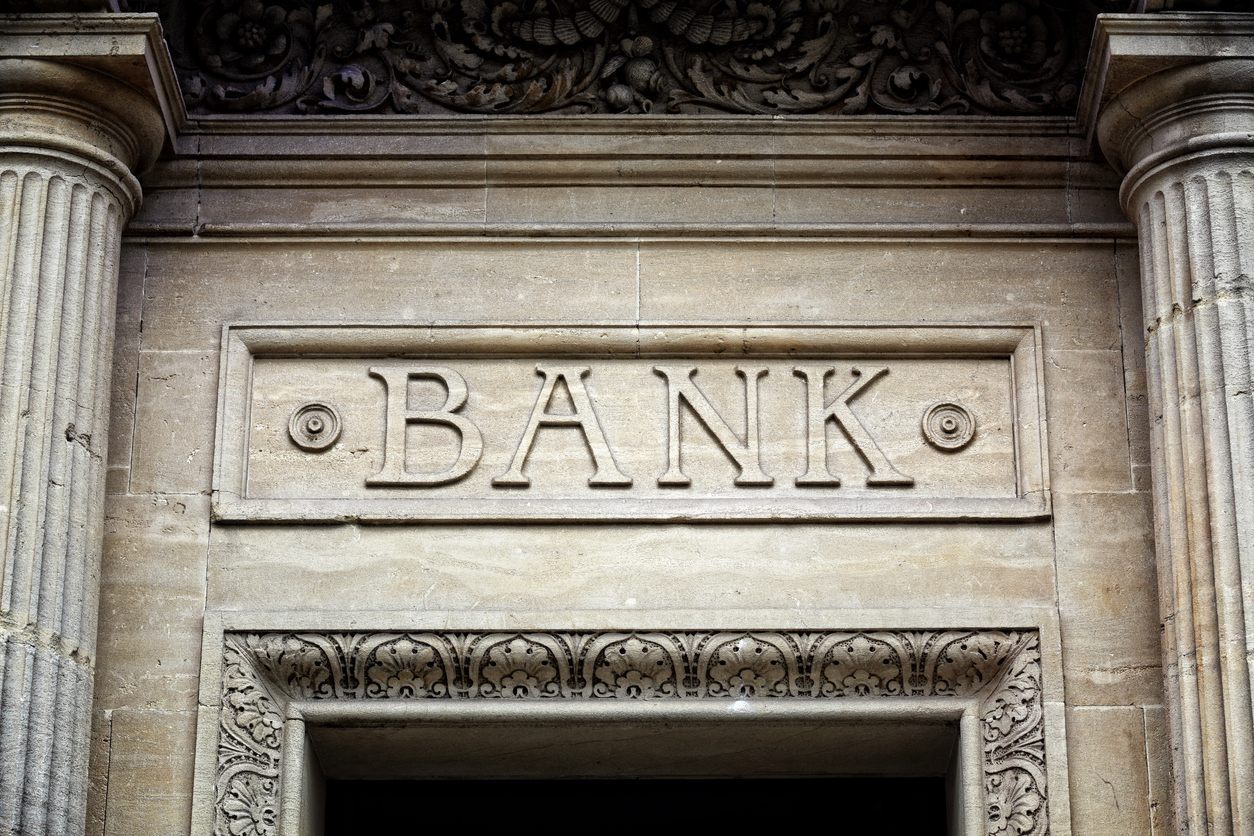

left=214, top=325, right=1048, bottom=521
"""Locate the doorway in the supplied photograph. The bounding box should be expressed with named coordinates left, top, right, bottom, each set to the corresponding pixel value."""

left=324, top=777, right=949, bottom=834
left=290, top=699, right=978, bottom=836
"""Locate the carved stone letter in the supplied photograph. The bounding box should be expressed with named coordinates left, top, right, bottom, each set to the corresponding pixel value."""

left=653, top=366, right=773, bottom=487
left=493, top=365, right=631, bottom=487
left=367, top=366, right=484, bottom=486
left=793, top=366, right=914, bottom=487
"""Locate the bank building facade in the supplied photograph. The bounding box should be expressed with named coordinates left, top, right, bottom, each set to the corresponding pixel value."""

left=2, top=0, right=1254, bottom=833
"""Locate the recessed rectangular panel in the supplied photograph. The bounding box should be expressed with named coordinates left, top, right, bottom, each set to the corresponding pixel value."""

left=213, top=325, right=1048, bottom=521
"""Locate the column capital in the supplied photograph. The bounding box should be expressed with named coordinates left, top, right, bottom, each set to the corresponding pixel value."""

left=1078, top=13, right=1254, bottom=214
left=0, top=13, right=185, bottom=209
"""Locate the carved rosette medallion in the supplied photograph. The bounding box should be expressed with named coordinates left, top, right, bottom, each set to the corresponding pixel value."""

left=922, top=401, right=976, bottom=450
left=135, top=0, right=1120, bottom=116
left=287, top=401, right=343, bottom=451
left=214, top=629, right=1048, bottom=836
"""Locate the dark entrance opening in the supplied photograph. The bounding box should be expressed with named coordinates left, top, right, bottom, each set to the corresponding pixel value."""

left=324, top=777, right=949, bottom=834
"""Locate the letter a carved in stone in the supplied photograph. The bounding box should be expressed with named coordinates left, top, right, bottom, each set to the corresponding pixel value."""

left=793, top=366, right=913, bottom=487
left=493, top=366, right=632, bottom=487
left=653, top=366, right=774, bottom=487
left=367, top=366, right=484, bottom=486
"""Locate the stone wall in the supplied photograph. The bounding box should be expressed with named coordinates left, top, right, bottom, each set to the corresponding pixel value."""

left=6, top=8, right=1254, bottom=836
left=87, top=114, right=1166, bottom=835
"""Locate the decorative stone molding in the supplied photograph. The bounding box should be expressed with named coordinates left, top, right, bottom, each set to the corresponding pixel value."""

left=132, top=0, right=1124, bottom=117
left=212, top=629, right=1047, bottom=836
left=0, top=15, right=182, bottom=835
left=1083, top=13, right=1254, bottom=836
left=213, top=323, right=1050, bottom=523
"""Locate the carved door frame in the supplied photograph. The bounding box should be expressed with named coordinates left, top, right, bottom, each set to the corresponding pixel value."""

left=191, top=612, right=1071, bottom=836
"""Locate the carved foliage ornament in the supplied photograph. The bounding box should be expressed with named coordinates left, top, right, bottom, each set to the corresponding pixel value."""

left=215, top=629, right=1047, bottom=836
left=134, top=0, right=1133, bottom=115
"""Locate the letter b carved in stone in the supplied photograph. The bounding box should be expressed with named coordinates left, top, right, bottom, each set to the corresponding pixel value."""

left=367, top=366, right=484, bottom=486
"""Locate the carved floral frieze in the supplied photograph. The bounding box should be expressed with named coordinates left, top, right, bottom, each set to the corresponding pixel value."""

left=132, top=0, right=1133, bottom=115
left=214, top=629, right=1048, bottom=836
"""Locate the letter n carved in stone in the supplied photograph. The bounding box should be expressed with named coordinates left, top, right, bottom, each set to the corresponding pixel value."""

left=653, top=366, right=773, bottom=487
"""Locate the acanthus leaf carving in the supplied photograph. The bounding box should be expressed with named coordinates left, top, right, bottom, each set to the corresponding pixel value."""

left=133, top=0, right=1127, bottom=117
left=215, top=629, right=1048, bottom=836
left=215, top=636, right=286, bottom=836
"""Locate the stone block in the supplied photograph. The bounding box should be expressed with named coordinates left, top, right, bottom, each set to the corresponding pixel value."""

left=103, top=709, right=196, bottom=836
left=96, top=495, right=209, bottom=711
left=1044, top=350, right=1135, bottom=494
left=205, top=521, right=1057, bottom=614
left=772, top=184, right=1071, bottom=227
left=1065, top=706, right=1153, bottom=836
left=108, top=244, right=147, bottom=495
left=198, top=185, right=487, bottom=230
left=1145, top=705, right=1173, bottom=835
left=128, top=351, right=219, bottom=495
left=137, top=240, right=639, bottom=353
left=86, top=710, right=110, bottom=836
left=636, top=240, right=1122, bottom=353
left=486, top=184, right=775, bottom=225
left=1116, top=241, right=1151, bottom=482
left=483, top=126, right=772, bottom=160
left=1053, top=492, right=1161, bottom=707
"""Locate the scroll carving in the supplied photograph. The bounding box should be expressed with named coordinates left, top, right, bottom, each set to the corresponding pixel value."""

left=132, top=0, right=1125, bottom=116
left=215, top=628, right=1048, bottom=835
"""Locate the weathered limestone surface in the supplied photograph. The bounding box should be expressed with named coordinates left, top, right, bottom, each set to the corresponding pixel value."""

left=87, top=106, right=1166, bottom=834
left=1087, top=14, right=1254, bottom=836
left=0, top=15, right=179, bottom=836
left=63, top=6, right=1254, bottom=836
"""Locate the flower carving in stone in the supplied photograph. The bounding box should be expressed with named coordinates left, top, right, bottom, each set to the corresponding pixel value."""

left=225, top=688, right=284, bottom=747
left=706, top=636, right=788, bottom=697
left=250, top=635, right=334, bottom=698
left=978, top=1, right=1051, bottom=78
left=593, top=636, right=677, bottom=698
left=986, top=769, right=1043, bottom=836
left=220, top=774, right=279, bottom=836
left=479, top=637, right=561, bottom=697
left=820, top=634, right=904, bottom=697
left=196, top=0, right=295, bottom=77
left=934, top=632, right=1013, bottom=697
left=367, top=637, right=449, bottom=697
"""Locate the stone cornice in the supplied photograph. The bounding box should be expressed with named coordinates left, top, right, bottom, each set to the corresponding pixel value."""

left=130, top=115, right=1130, bottom=238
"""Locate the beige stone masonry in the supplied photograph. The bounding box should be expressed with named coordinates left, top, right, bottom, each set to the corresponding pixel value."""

left=59, top=6, right=1175, bottom=835
left=0, top=15, right=180, bottom=836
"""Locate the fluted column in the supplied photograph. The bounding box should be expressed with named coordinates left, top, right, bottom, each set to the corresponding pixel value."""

left=1085, top=14, right=1254, bottom=836
left=0, top=16, right=180, bottom=836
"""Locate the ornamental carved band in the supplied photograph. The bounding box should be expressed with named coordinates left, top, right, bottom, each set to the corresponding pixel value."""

left=141, top=0, right=1122, bottom=116
left=215, top=629, right=1047, bottom=836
